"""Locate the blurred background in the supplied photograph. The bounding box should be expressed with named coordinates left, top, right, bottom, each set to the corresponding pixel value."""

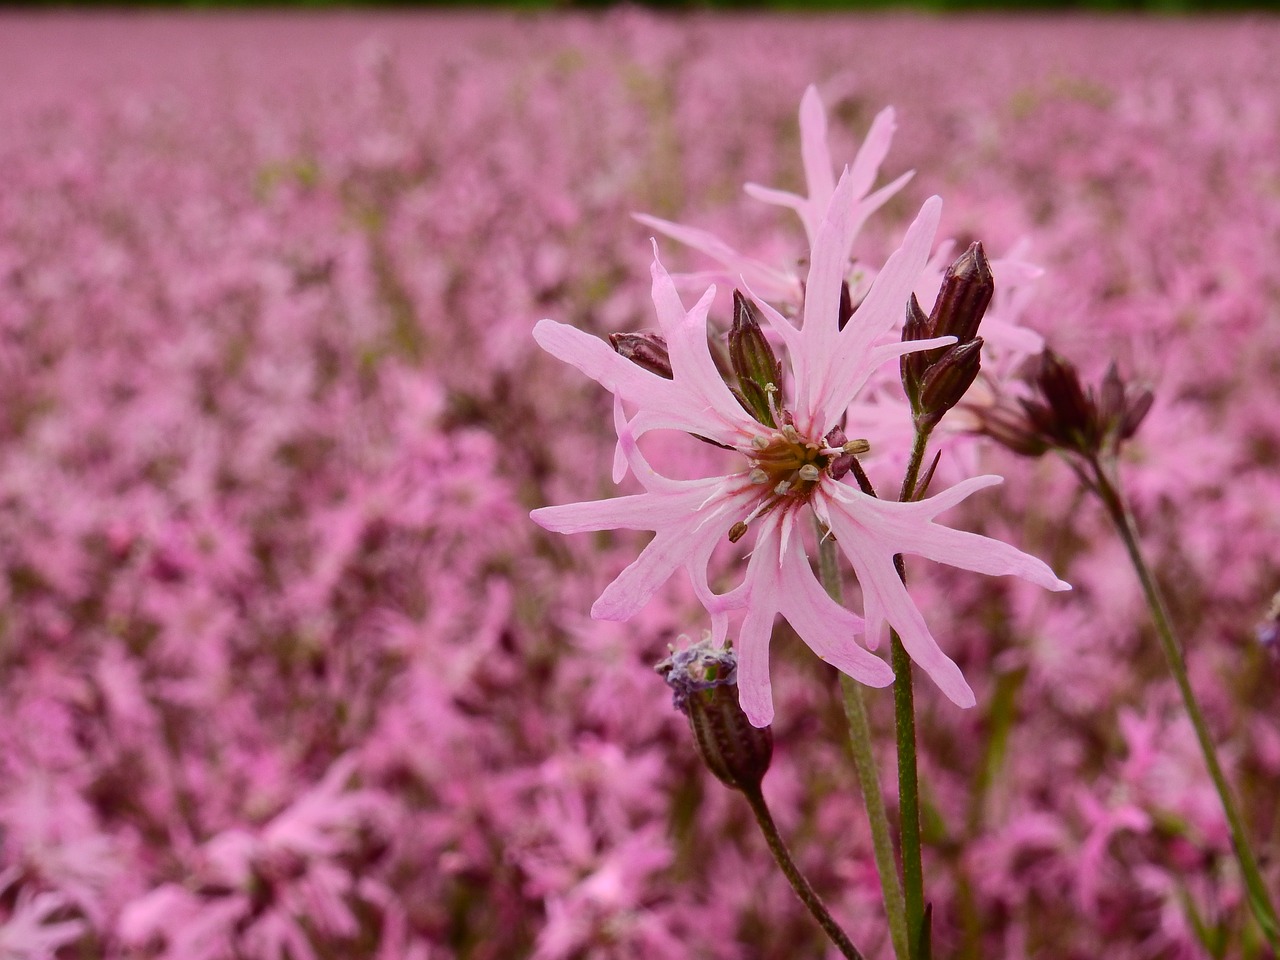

left=1, top=8, right=1278, bottom=960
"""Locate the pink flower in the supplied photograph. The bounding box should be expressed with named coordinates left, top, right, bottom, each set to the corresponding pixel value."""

left=534, top=167, right=1069, bottom=727
left=635, top=84, right=909, bottom=306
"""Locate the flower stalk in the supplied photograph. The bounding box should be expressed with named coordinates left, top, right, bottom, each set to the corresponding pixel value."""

left=741, top=785, right=868, bottom=960
left=1085, top=455, right=1280, bottom=949
left=980, top=349, right=1280, bottom=949
left=657, top=640, right=867, bottom=960
left=818, top=524, right=911, bottom=960
left=893, top=423, right=936, bottom=960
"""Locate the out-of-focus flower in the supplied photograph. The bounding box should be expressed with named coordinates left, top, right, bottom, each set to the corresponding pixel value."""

left=634, top=85, right=911, bottom=306
left=533, top=170, right=1070, bottom=724
left=978, top=350, right=1154, bottom=461
left=0, top=869, right=84, bottom=960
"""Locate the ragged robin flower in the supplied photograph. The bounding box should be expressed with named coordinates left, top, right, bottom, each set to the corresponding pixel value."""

left=532, top=169, right=1070, bottom=726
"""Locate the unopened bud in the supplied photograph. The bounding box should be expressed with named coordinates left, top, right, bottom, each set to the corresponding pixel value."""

left=900, top=293, right=933, bottom=408
left=929, top=242, right=994, bottom=345
left=1098, top=362, right=1126, bottom=429
left=979, top=396, right=1050, bottom=457
left=1097, top=361, right=1154, bottom=446
left=1117, top=388, right=1153, bottom=441
left=609, top=332, right=673, bottom=380
left=918, top=338, right=984, bottom=426
left=729, top=291, right=782, bottom=428
left=656, top=638, right=773, bottom=791
left=1033, top=350, right=1099, bottom=454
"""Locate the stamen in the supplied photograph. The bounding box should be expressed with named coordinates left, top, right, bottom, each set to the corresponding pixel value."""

left=765, top=383, right=783, bottom=425
left=727, top=496, right=778, bottom=543
left=748, top=468, right=768, bottom=484
left=773, top=480, right=792, bottom=496
left=819, top=438, right=872, bottom=457
left=797, top=464, right=820, bottom=482
left=751, top=435, right=770, bottom=450
left=781, top=425, right=801, bottom=444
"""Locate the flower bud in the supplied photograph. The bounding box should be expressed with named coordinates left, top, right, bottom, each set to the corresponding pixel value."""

left=1033, top=350, right=1097, bottom=452
left=975, top=395, right=1050, bottom=457
left=900, top=293, right=933, bottom=409
left=982, top=350, right=1152, bottom=460
left=729, top=290, right=782, bottom=428
left=656, top=637, right=773, bottom=792
left=609, top=331, right=673, bottom=380
left=928, top=241, right=993, bottom=346
left=918, top=338, right=983, bottom=428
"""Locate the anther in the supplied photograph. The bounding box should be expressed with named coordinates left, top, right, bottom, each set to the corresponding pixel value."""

left=843, top=439, right=871, bottom=455
left=773, top=481, right=792, bottom=496
left=728, top=521, right=749, bottom=543
left=797, top=464, right=820, bottom=482
left=749, top=468, right=768, bottom=484
left=752, top=435, right=770, bottom=450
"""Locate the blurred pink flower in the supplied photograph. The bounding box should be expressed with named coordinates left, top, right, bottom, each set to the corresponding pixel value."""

left=0, top=870, right=84, bottom=960
left=533, top=169, right=1069, bottom=725
left=636, top=84, right=910, bottom=305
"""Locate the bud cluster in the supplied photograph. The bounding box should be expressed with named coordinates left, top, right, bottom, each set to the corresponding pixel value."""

left=901, top=242, right=993, bottom=431
left=981, top=351, right=1153, bottom=460
left=656, top=637, right=773, bottom=792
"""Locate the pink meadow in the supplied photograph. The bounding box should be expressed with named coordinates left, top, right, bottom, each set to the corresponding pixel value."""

left=0, top=11, right=1278, bottom=960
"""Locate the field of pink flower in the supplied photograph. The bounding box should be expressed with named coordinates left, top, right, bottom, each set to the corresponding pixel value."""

left=1, top=11, right=1279, bottom=960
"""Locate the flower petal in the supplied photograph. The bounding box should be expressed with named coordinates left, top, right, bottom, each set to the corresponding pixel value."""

left=806, top=196, right=942, bottom=433
left=776, top=533, right=894, bottom=688
left=799, top=84, right=836, bottom=241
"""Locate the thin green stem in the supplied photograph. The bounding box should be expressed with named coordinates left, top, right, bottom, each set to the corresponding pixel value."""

left=742, top=784, right=866, bottom=960
left=893, top=423, right=935, bottom=957
left=1088, top=457, right=1280, bottom=948
left=891, top=632, right=924, bottom=955
left=818, top=527, right=910, bottom=960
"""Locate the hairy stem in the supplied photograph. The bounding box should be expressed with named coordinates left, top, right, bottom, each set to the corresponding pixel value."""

left=818, top=527, right=910, bottom=960
left=1088, top=457, right=1280, bottom=948
left=742, top=784, right=867, bottom=960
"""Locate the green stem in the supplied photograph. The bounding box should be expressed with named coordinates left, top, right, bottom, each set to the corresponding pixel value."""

left=893, top=423, right=935, bottom=957
left=1088, top=457, right=1280, bottom=948
left=742, top=784, right=867, bottom=960
left=819, top=527, right=911, bottom=960
left=891, top=631, right=924, bottom=956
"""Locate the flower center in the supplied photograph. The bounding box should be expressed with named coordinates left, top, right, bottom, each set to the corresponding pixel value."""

left=727, top=424, right=842, bottom=543
left=750, top=425, right=830, bottom=498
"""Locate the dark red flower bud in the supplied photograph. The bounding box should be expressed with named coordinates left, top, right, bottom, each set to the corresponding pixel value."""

left=900, top=293, right=933, bottom=409
left=978, top=396, right=1051, bottom=457
left=609, top=331, right=673, bottom=380
left=1033, top=350, right=1099, bottom=453
left=982, top=350, right=1152, bottom=460
left=918, top=338, right=984, bottom=428
left=928, top=242, right=994, bottom=346
left=1117, top=387, right=1154, bottom=442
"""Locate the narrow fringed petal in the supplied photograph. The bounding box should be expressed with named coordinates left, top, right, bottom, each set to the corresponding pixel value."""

left=821, top=476, right=1070, bottom=706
